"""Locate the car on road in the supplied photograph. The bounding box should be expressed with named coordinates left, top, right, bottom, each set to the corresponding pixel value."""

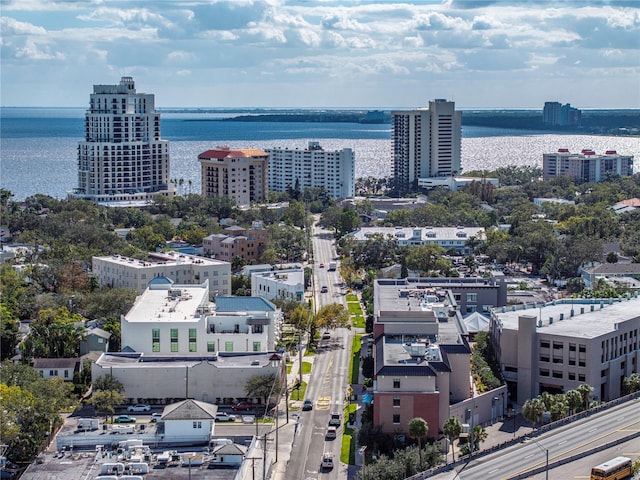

left=127, top=404, right=151, bottom=412
left=150, top=412, right=163, bottom=422
left=321, top=452, right=334, bottom=470
left=320, top=285, right=328, bottom=293
left=231, top=401, right=254, bottom=411
left=215, top=412, right=236, bottom=422
left=326, top=426, right=337, bottom=440
left=302, top=399, right=313, bottom=411
left=319, top=263, right=325, bottom=268
left=114, top=415, right=137, bottom=423
left=328, top=412, right=341, bottom=426
left=322, top=331, right=331, bottom=340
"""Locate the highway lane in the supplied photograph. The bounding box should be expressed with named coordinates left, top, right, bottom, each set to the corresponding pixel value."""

left=285, top=219, right=353, bottom=480
left=440, top=400, right=640, bottom=480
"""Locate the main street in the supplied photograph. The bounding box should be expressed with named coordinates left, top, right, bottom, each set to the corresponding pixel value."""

left=285, top=219, right=353, bottom=480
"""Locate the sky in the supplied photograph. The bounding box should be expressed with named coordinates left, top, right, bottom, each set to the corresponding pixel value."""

left=1, top=0, right=639, bottom=109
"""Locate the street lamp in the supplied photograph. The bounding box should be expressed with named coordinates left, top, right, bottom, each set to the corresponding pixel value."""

left=530, top=439, right=549, bottom=480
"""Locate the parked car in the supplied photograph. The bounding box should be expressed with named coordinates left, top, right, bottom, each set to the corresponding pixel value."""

left=114, top=415, right=137, bottom=423
left=150, top=413, right=162, bottom=422
left=322, top=331, right=331, bottom=340
left=215, top=412, right=236, bottom=422
left=302, top=399, right=313, bottom=411
left=328, top=412, right=341, bottom=426
left=127, top=404, right=151, bottom=412
left=231, top=401, right=254, bottom=411
left=326, top=426, right=337, bottom=440
left=321, top=452, right=334, bottom=470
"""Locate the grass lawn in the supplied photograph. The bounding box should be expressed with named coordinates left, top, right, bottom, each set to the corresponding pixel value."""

left=289, top=382, right=307, bottom=401
left=301, top=361, right=312, bottom=374
left=349, top=335, right=362, bottom=384
left=286, top=362, right=292, bottom=374
left=340, top=403, right=359, bottom=464
left=347, top=302, right=361, bottom=315
left=345, top=294, right=358, bottom=302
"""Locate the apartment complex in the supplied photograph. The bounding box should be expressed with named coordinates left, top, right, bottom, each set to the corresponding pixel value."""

left=92, top=251, right=231, bottom=296
left=199, top=147, right=268, bottom=206
left=265, top=141, right=355, bottom=199
left=489, top=296, right=640, bottom=405
left=543, top=101, right=582, bottom=127
left=348, top=226, right=485, bottom=254
left=392, top=99, right=462, bottom=191
left=120, top=280, right=281, bottom=355
left=202, top=222, right=268, bottom=263
left=72, top=76, right=175, bottom=205
left=543, top=149, right=634, bottom=182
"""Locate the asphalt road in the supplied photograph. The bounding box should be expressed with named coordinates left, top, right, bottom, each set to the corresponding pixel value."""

left=440, top=400, right=640, bottom=480
left=286, top=219, right=353, bottom=480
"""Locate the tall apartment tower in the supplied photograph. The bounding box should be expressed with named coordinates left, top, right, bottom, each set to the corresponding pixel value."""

left=543, top=101, right=581, bottom=126
left=392, top=99, right=462, bottom=192
left=265, top=141, right=355, bottom=199
left=72, top=77, right=175, bottom=205
left=199, top=147, right=268, bottom=206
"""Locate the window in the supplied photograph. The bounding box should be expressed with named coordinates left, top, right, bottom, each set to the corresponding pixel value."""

left=467, top=293, right=477, bottom=302
left=553, top=342, right=563, bottom=350
left=540, top=369, right=549, bottom=377
left=569, top=344, right=576, bottom=352
left=152, top=328, right=160, bottom=352
left=225, top=341, right=233, bottom=352
left=171, top=329, right=179, bottom=353
left=253, top=342, right=261, bottom=352
left=540, top=340, right=550, bottom=349
left=569, top=359, right=576, bottom=366
left=540, top=356, right=550, bottom=363
left=189, top=328, right=197, bottom=353
left=193, top=421, right=202, bottom=429
left=393, top=397, right=400, bottom=407
left=552, top=371, right=563, bottom=379
left=578, top=374, right=586, bottom=382
left=579, top=344, right=586, bottom=353
left=64, top=370, right=69, bottom=378
left=393, top=379, right=401, bottom=389
left=392, top=414, right=400, bottom=424
left=578, top=360, right=586, bottom=367
left=568, top=372, right=576, bottom=380
left=207, top=342, right=215, bottom=353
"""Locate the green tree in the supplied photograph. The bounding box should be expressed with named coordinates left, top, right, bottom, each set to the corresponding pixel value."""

left=245, top=373, right=282, bottom=404
left=408, top=417, right=428, bottom=465
left=565, top=389, right=583, bottom=415
left=443, top=417, right=462, bottom=462
left=314, top=304, right=350, bottom=332
left=576, top=383, right=593, bottom=411
left=623, top=373, right=640, bottom=394
left=22, top=307, right=85, bottom=359
left=471, top=424, right=487, bottom=451
left=90, top=374, right=125, bottom=422
left=522, top=397, right=545, bottom=429
left=0, top=303, right=19, bottom=360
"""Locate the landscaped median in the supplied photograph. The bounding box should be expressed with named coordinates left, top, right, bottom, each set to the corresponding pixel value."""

left=346, top=294, right=366, bottom=328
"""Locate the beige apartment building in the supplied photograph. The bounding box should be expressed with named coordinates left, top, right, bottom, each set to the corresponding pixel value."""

left=202, top=222, right=268, bottom=264
left=92, top=251, right=231, bottom=296
left=490, top=296, right=640, bottom=405
left=199, top=147, right=268, bottom=206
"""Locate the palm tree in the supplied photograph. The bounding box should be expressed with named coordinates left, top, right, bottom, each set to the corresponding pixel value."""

left=565, top=389, right=582, bottom=415
left=443, top=417, right=462, bottom=462
left=472, top=425, right=487, bottom=452
left=522, top=397, right=545, bottom=430
left=576, top=384, right=593, bottom=412
left=408, top=417, right=428, bottom=467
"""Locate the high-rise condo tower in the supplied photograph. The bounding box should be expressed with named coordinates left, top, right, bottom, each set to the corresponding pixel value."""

left=72, top=77, right=175, bottom=205
left=392, top=99, right=461, bottom=192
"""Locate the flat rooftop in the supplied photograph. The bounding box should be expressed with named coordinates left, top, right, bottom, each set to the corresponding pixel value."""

left=96, top=352, right=276, bottom=369
left=254, top=269, right=304, bottom=286
left=494, top=296, right=640, bottom=338
left=125, top=285, right=209, bottom=323
left=96, top=252, right=229, bottom=268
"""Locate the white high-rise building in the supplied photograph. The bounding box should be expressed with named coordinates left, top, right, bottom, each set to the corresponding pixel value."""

left=265, top=142, right=355, bottom=199
left=72, top=77, right=175, bottom=205
left=392, top=99, right=462, bottom=191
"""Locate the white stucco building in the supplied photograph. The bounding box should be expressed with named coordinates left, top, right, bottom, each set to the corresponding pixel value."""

left=92, top=251, right=231, bottom=296
left=251, top=268, right=305, bottom=302
left=348, top=226, right=485, bottom=254
left=121, top=280, right=281, bottom=355
left=265, top=141, right=355, bottom=199
left=71, top=76, right=175, bottom=205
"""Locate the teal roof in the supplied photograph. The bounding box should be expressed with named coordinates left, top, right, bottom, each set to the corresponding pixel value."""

left=215, top=296, right=276, bottom=312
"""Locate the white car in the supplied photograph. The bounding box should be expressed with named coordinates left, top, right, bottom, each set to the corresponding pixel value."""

left=321, top=452, right=334, bottom=470
left=127, top=404, right=151, bottom=412
left=215, top=412, right=236, bottom=422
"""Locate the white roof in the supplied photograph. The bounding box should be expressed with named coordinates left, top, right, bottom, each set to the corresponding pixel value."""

left=125, top=283, right=209, bottom=323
